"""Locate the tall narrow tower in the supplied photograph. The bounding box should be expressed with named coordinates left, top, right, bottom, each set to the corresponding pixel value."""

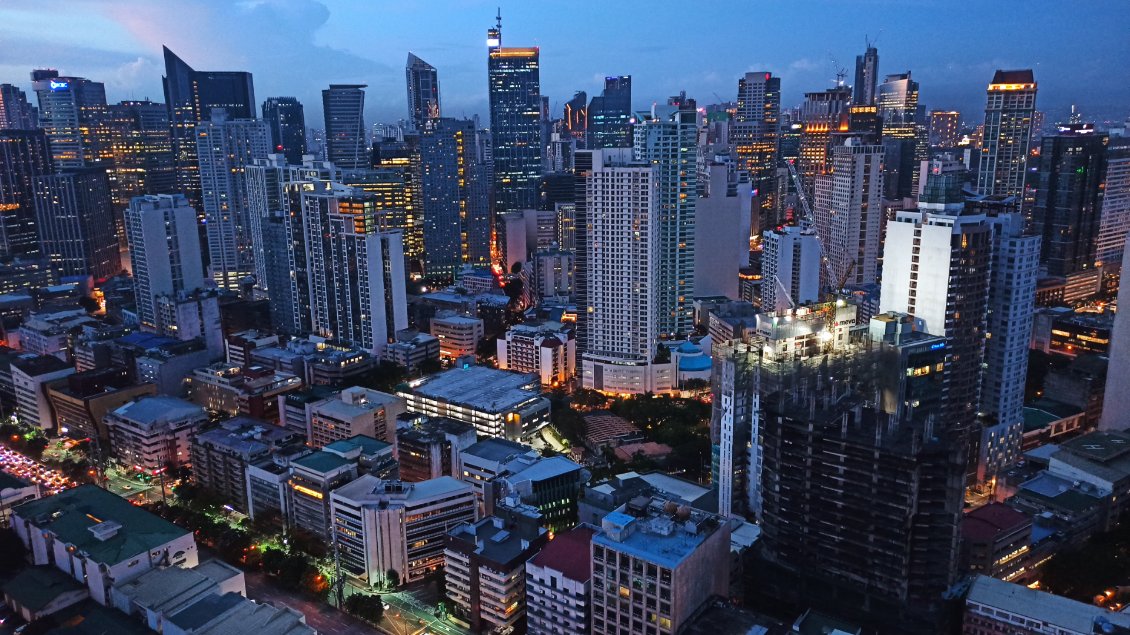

left=853, top=42, right=879, bottom=106
left=976, top=70, right=1037, bottom=197
left=487, top=12, right=543, bottom=219
left=321, top=84, right=368, bottom=170
left=406, top=53, right=440, bottom=130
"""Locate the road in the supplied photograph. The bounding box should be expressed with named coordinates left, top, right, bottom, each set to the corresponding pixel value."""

left=383, top=589, right=469, bottom=635
left=0, top=446, right=75, bottom=494
left=243, top=568, right=387, bottom=635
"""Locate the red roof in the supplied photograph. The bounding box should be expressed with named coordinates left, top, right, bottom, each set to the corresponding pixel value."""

left=529, top=526, right=596, bottom=582
left=961, top=503, right=1030, bottom=543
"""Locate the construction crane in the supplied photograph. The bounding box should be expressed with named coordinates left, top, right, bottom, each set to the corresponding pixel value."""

left=784, top=159, right=854, bottom=292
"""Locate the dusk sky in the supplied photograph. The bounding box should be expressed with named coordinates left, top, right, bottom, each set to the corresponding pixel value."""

left=2, top=0, right=1127, bottom=128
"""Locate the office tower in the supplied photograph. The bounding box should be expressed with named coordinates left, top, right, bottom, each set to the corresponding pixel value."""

left=634, top=102, right=699, bottom=338
left=32, top=168, right=119, bottom=279
left=578, top=149, right=658, bottom=391
left=445, top=504, right=548, bottom=633
left=107, top=100, right=176, bottom=206
left=590, top=497, right=731, bottom=634
left=405, top=53, right=440, bottom=129
left=196, top=111, right=270, bottom=289
left=878, top=72, right=925, bottom=199
left=125, top=194, right=206, bottom=330
left=261, top=97, right=307, bottom=164
left=798, top=86, right=852, bottom=198
left=348, top=148, right=425, bottom=276
left=322, top=84, right=368, bottom=170
left=563, top=90, right=587, bottom=144
left=976, top=70, right=1037, bottom=197
left=162, top=47, right=256, bottom=207
left=734, top=72, right=781, bottom=230
left=0, top=129, right=53, bottom=258
left=929, top=110, right=960, bottom=148
left=980, top=213, right=1039, bottom=481
left=853, top=43, right=879, bottom=105
left=694, top=164, right=753, bottom=299
left=587, top=76, right=633, bottom=149
left=31, top=70, right=111, bottom=169
left=755, top=317, right=964, bottom=631
left=814, top=138, right=884, bottom=288
left=301, top=183, right=408, bottom=356
left=881, top=167, right=992, bottom=477
left=0, top=84, right=37, bottom=129
left=1096, top=142, right=1130, bottom=268
left=418, top=117, right=491, bottom=277
left=1032, top=123, right=1109, bottom=277
left=487, top=14, right=544, bottom=215
left=761, top=224, right=821, bottom=312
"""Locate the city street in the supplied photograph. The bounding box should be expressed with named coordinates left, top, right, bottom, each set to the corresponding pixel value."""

left=0, top=446, right=75, bottom=495
left=243, top=568, right=385, bottom=635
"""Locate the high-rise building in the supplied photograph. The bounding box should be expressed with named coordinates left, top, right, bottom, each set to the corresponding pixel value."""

left=107, top=100, right=176, bottom=207
left=798, top=86, right=852, bottom=198
left=32, top=168, right=119, bottom=279
left=760, top=224, right=821, bottom=312
left=734, top=72, right=781, bottom=230
left=196, top=111, right=270, bottom=290
left=31, top=70, right=111, bottom=169
left=814, top=138, right=884, bottom=288
left=525, top=525, right=596, bottom=635
left=878, top=72, right=925, bottom=199
left=693, top=164, right=753, bottom=299
left=405, top=53, right=440, bottom=129
left=301, top=183, right=408, bottom=356
left=563, top=90, right=587, bottom=144
left=976, top=70, right=1037, bottom=197
left=0, top=129, right=53, bottom=259
left=577, top=149, right=659, bottom=389
left=587, top=76, right=632, bottom=149
left=0, top=84, right=37, bottom=130
left=162, top=47, right=256, bottom=207
left=418, top=117, right=491, bottom=277
left=487, top=14, right=544, bottom=216
left=929, top=110, right=960, bottom=148
left=322, top=84, right=368, bottom=170
left=344, top=141, right=426, bottom=276
left=261, top=97, right=307, bottom=165
left=853, top=43, right=879, bottom=106
left=125, top=194, right=206, bottom=330
left=634, top=102, right=699, bottom=338
left=1032, top=123, right=1108, bottom=277
left=1101, top=266, right=1130, bottom=431
left=1096, top=141, right=1130, bottom=268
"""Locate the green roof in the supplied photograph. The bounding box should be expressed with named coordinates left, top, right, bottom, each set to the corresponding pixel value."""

left=324, top=434, right=390, bottom=455
left=1022, top=408, right=1060, bottom=432
left=13, top=484, right=190, bottom=566
left=44, top=600, right=153, bottom=635
left=2, top=566, right=86, bottom=611
left=291, top=451, right=351, bottom=473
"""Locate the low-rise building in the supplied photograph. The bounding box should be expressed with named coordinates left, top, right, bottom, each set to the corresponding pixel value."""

left=46, top=366, right=155, bottom=441
left=105, top=396, right=208, bottom=473
left=2, top=566, right=90, bottom=623
left=11, top=484, right=199, bottom=605
left=431, top=314, right=485, bottom=360
left=277, top=384, right=338, bottom=436
left=582, top=411, right=643, bottom=451
left=244, top=444, right=312, bottom=529
left=497, top=321, right=576, bottom=387
left=0, top=471, right=38, bottom=528
left=111, top=560, right=245, bottom=632
left=330, top=475, right=477, bottom=587
left=190, top=418, right=302, bottom=512
left=225, top=330, right=280, bottom=367
left=963, top=574, right=1130, bottom=634
left=400, top=365, right=550, bottom=439
left=396, top=415, right=477, bottom=482
left=15, top=309, right=98, bottom=362
left=960, top=503, right=1033, bottom=583
left=1021, top=399, right=1086, bottom=450
left=525, top=525, right=597, bottom=635
left=308, top=386, right=404, bottom=447
left=578, top=471, right=716, bottom=529
left=248, top=336, right=378, bottom=386
left=11, top=353, right=75, bottom=430
left=445, top=503, right=548, bottom=633
left=163, top=591, right=314, bottom=635
left=188, top=362, right=303, bottom=423
left=382, top=329, right=440, bottom=371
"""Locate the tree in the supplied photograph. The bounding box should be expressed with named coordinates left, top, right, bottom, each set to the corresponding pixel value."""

left=384, top=568, right=401, bottom=591
left=344, top=593, right=384, bottom=623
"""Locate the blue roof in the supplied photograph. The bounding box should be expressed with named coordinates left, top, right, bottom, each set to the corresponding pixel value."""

left=679, top=356, right=712, bottom=372
left=677, top=342, right=699, bottom=353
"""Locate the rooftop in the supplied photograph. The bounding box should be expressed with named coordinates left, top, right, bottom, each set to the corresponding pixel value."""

left=594, top=498, right=725, bottom=569
left=990, top=69, right=1035, bottom=85
left=14, top=484, right=191, bottom=566
left=463, top=438, right=534, bottom=464
left=111, top=560, right=238, bottom=615
left=967, top=574, right=1130, bottom=633
left=449, top=507, right=546, bottom=566
left=2, top=566, right=87, bottom=612
left=962, top=503, right=1031, bottom=542
left=683, top=602, right=785, bottom=635
left=11, top=353, right=71, bottom=376
left=109, top=396, right=206, bottom=429
left=792, top=609, right=862, bottom=635
left=332, top=474, right=472, bottom=505
left=527, top=525, right=596, bottom=582
left=404, top=366, right=542, bottom=413
left=291, top=450, right=352, bottom=474
left=323, top=435, right=391, bottom=457
left=194, top=418, right=298, bottom=458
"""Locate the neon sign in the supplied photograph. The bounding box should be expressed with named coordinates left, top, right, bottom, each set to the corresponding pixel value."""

left=49, top=80, right=69, bottom=91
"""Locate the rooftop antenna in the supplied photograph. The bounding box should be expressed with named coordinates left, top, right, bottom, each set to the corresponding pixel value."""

left=496, top=7, right=502, bottom=30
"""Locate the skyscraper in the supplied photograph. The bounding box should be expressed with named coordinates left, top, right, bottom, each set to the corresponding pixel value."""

left=853, top=43, right=879, bottom=106
left=32, top=168, right=119, bottom=279
left=1031, top=123, right=1108, bottom=277
left=125, top=194, right=206, bottom=330
left=405, top=53, right=440, bottom=129
left=563, top=91, right=587, bottom=143
left=0, top=84, right=37, bottom=130
left=107, top=100, right=176, bottom=213
left=301, top=183, right=408, bottom=355
left=162, top=47, right=256, bottom=207
left=976, top=70, right=1037, bottom=197
left=0, top=129, right=53, bottom=259
left=761, top=224, right=821, bottom=312
left=877, top=71, right=925, bottom=199
left=633, top=102, right=699, bottom=338
left=418, top=117, right=491, bottom=277
left=929, top=110, right=960, bottom=148
left=357, top=137, right=425, bottom=275
left=814, top=138, right=884, bottom=288
left=578, top=148, right=659, bottom=393
left=195, top=111, right=270, bottom=290
left=586, top=76, right=632, bottom=149
left=798, top=86, right=852, bottom=198
left=1096, top=141, right=1130, bottom=268
left=31, top=70, right=112, bottom=169
left=487, top=14, right=544, bottom=217
left=261, top=97, right=307, bottom=165
left=734, top=72, right=781, bottom=231
left=321, top=84, right=368, bottom=170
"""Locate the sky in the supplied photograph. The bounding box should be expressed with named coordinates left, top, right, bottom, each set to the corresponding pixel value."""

left=1, top=0, right=1128, bottom=129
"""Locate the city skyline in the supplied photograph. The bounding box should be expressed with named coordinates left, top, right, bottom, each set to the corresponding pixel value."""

left=1, top=1, right=1127, bottom=129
